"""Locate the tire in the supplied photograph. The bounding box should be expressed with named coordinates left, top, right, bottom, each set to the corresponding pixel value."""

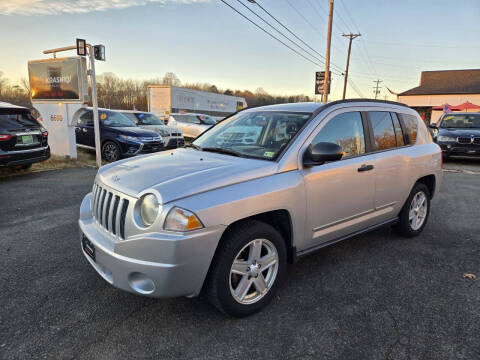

left=397, top=183, right=431, bottom=238
left=205, top=220, right=287, bottom=317
left=102, top=141, right=121, bottom=162
left=21, top=164, right=32, bottom=170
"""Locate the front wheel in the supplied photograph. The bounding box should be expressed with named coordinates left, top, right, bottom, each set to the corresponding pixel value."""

left=102, top=141, right=121, bottom=162
left=205, top=220, right=286, bottom=317
left=397, top=183, right=431, bottom=237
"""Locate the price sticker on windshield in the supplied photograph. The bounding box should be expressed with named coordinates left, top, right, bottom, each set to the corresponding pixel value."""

left=264, top=151, right=275, bottom=158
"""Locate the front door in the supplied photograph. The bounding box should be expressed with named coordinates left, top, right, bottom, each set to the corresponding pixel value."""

left=75, top=110, right=95, bottom=147
left=302, top=111, right=376, bottom=249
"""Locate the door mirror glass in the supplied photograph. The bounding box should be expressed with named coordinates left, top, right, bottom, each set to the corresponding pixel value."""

left=303, top=142, right=343, bottom=167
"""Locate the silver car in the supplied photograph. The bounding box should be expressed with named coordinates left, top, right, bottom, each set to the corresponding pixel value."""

left=79, top=100, right=442, bottom=317
left=167, top=113, right=217, bottom=139
left=120, top=110, right=184, bottom=149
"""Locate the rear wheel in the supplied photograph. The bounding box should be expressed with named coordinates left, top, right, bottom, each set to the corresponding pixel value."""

left=102, top=141, right=121, bottom=162
left=397, top=183, right=430, bottom=237
left=206, top=220, right=286, bottom=317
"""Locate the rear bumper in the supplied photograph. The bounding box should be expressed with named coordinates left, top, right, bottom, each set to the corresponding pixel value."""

left=79, top=193, right=225, bottom=298
left=0, top=145, right=50, bottom=166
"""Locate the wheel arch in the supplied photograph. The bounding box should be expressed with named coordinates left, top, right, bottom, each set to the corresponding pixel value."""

left=416, top=174, right=436, bottom=199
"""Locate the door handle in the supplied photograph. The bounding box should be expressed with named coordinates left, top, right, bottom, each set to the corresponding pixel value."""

left=358, top=164, right=374, bottom=172
left=82, top=128, right=87, bottom=133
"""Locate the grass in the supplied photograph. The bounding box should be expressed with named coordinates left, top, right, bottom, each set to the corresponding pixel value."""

left=0, top=148, right=98, bottom=179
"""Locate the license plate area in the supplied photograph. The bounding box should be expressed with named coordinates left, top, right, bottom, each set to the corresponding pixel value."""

left=21, top=135, right=34, bottom=144
left=82, top=235, right=96, bottom=261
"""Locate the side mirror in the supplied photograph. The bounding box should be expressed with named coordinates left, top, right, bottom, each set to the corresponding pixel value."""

left=303, top=142, right=343, bottom=167
left=429, top=123, right=438, bottom=129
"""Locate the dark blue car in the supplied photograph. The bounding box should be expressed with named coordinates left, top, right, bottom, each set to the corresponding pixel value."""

left=430, top=112, right=480, bottom=159
left=75, top=109, right=164, bottom=162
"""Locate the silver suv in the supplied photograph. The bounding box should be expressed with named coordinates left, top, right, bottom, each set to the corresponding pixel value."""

left=79, top=100, right=442, bottom=317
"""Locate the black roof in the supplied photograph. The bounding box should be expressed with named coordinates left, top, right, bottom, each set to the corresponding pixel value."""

left=399, top=69, right=480, bottom=96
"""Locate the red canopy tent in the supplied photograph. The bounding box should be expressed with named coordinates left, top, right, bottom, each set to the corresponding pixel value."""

left=450, top=101, right=480, bottom=111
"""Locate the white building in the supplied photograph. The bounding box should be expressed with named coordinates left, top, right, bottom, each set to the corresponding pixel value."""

left=398, top=69, right=480, bottom=124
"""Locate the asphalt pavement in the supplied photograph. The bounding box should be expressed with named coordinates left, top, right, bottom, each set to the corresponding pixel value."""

left=0, top=165, right=479, bottom=359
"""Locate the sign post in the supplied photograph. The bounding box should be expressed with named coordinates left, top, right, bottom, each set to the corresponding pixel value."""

left=36, top=39, right=106, bottom=168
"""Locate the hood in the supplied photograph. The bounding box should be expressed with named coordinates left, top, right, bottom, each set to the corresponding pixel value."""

left=97, top=148, right=277, bottom=203
left=112, top=127, right=159, bottom=137
left=140, top=124, right=181, bottom=135
left=438, top=128, right=480, bottom=137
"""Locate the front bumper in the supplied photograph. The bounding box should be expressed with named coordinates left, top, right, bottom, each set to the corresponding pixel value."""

left=119, top=139, right=165, bottom=157
left=438, top=142, right=480, bottom=157
left=79, top=193, right=225, bottom=298
left=0, top=145, right=50, bottom=166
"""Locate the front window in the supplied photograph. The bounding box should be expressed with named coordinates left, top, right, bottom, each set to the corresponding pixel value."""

left=192, top=111, right=311, bottom=160
left=440, top=114, right=480, bottom=128
left=100, top=110, right=136, bottom=127
left=312, top=112, right=365, bottom=157
left=134, top=113, right=164, bottom=125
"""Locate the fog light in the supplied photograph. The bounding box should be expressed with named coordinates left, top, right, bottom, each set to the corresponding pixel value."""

left=128, top=272, right=155, bottom=294
left=447, top=145, right=451, bottom=149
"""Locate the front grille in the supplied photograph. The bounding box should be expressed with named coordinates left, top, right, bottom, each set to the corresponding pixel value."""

left=457, top=137, right=472, bottom=144
left=91, top=183, right=129, bottom=239
left=167, top=138, right=184, bottom=147
left=171, top=132, right=182, bottom=137
left=473, top=137, right=480, bottom=145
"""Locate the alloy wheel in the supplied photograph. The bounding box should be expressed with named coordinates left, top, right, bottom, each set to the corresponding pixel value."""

left=229, top=238, right=279, bottom=305
left=409, top=191, right=427, bottom=231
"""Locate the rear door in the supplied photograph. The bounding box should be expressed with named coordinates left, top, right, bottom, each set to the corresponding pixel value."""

left=75, top=110, right=95, bottom=147
left=366, top=111, right=410, bottom=221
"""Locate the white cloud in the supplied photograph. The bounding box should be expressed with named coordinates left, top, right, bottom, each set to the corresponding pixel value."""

left=0, top=0, right=210, bottom=16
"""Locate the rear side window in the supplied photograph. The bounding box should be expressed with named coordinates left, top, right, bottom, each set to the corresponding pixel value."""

left=399, top=114, right=418, bottom=144
left=390, top=113, right=405, bottom=146
left=0, top=109, right=39, bottom=127
left=313, top=111, right=365, bottom=158
left=369, top=111, right=397, bottom=150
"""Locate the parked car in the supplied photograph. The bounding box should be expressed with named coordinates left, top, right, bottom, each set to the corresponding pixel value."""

left=0, top=102, right=50, bottom=169
left=79, top=100, right=442, bottom=317
left=167, top=113, right=216, bottom=139
left=430, top=112, right=480, bottom=159
left=119, top=110, right=184, bottom=149
left=75, top=108, right=164, bottom=162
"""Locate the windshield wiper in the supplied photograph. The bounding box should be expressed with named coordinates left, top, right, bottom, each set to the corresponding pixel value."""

left=202, top=147, right=241, bottom=157
left=185, top=143, right=203, bottom=151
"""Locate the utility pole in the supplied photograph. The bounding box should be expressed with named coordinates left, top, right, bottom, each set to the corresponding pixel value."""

left=342, top=33, right=361, bottom=100
left=323, top=0, right=334, bottom=103
left=373, top=79, right=382, bottom=99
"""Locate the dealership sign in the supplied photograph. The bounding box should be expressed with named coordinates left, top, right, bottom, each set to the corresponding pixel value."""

left=28, top=57, right=88, bottom=102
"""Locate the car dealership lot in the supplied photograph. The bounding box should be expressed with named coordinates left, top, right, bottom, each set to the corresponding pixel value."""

left=1, top=165, right=479, bottom=359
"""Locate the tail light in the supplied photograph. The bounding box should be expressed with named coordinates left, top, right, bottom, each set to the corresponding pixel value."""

left=42, top=131, right=48, bottom=137
left=0, top=134, right=11, bottom=141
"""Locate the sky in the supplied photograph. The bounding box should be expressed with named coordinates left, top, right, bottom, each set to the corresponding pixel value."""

left=1, top=0, right=480, bottom=101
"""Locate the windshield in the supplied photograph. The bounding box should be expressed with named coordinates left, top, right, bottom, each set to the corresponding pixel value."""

left=100, top=110, right=136, bottom=127
left=440, top=114, right=480, bottom=128
left=133, top=113, right=164, bottom=125
left=192, top=111, right=311, bottom=160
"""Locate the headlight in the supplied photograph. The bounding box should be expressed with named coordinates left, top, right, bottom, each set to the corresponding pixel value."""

left=164, top=207, right=203, bottom=232
left=437, top=135, right=456, bottom=142
left=120, top=134, right=140, bottom=142
left=159, top=129, right=169, bottom=136
left=139, top=194, right=160, bottom=227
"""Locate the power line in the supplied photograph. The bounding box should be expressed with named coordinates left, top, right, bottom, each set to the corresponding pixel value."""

left=237, top=0, right=331, bottom=70
left=219, top=0, right=338, bottom=71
